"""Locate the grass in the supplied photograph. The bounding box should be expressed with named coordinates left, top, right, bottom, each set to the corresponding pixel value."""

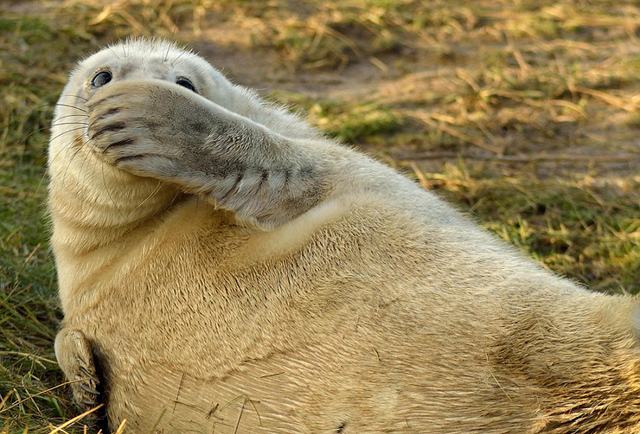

left=1, top=0, right=639, bottom=431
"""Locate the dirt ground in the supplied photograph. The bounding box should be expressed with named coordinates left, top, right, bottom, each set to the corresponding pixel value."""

left=180, top=5, right=640, bottom=180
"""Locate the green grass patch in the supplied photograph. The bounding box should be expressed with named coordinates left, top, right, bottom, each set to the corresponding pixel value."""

left=311, top=101, right=402, bottom=142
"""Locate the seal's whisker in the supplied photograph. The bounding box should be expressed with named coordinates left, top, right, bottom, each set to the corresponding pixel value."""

left=39, top=136, right=80, bottom=194
left=13, top=126, right=54, bottom=155
left=100, top=159, right=124, bottom=218
left=76, top=144, right=94, bottom=217
left=163, top=43, right=170, bottom=62
left=49, top=126, right=87, bottom=144
left=44, top=132, right=92, bottom=193
left=28, top=102, right=59, bottom=112
left=111, top=159, right=131, bottom=206
left=53, top=114, right=88, bottom=122
left=133, top=180, right=165, bottom=215
left=170, top=50, right=187, bottom=67
left=47, top=136, right=76, bottom=164
left=61, top=143, right=84, bottom=191
left=46, top=136, right=82, bottom=183
left=51, top=121, right=89, bottom=128
left=55, top=103, right=88, bottom=114
left=59, top=93, right=89, bottom=102
left=165, top=189, right=183, bottom=213
left=108, top=47, right=120, bottom=59
left=36, top=171, right=50, bottom=196
left=107, top=160, right=127, bottom=200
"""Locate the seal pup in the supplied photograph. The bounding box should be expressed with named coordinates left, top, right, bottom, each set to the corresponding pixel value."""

left=50, top=38, right=640, bottom=433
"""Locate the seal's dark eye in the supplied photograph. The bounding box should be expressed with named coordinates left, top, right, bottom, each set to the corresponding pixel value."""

left=176, top=78, right=196, bottom=93
left=91, top=71, right=112, bottom=88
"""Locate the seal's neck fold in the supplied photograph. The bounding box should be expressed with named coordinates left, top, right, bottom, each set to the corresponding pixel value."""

left=48, top=149, right=180, bottom=255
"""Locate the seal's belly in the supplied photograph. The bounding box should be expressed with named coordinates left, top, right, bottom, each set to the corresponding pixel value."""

left=125, top=363, right=306, bottom=433
left=108, top=338, right=446, bottom=434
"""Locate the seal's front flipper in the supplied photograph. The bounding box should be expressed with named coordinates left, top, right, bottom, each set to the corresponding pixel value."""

left=55, top=328, right=100, bottom=407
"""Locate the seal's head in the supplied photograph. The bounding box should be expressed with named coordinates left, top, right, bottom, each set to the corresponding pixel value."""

left=48, top=38, right=232, bottom=174
left=46, top=38, right=240, bottom=254
left=47, top=38, right=314, bottom=248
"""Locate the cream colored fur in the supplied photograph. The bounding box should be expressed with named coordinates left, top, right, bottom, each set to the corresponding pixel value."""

left=49, top=39, right=640, bottom=433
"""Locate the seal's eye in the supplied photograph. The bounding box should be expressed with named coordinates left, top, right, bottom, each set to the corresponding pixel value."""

left=91, top=71, right=112, bottom=88
left=176, top=78, right=196, bottom=93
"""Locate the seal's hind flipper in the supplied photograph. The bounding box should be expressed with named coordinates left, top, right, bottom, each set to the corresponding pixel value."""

left=55, top=328, right=101, bottom=408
